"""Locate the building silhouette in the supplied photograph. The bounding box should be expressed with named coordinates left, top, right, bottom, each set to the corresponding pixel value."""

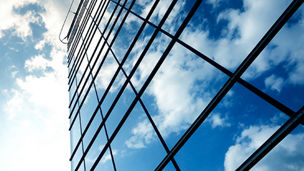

left=60, top=0, right=304, bottom=170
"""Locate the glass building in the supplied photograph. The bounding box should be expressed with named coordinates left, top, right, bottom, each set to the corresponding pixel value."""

left=60, top=0, right=304, bottom=170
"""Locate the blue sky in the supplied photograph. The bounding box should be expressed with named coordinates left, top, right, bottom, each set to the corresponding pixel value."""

left=0, top=0, right=71, bottom=170
left=0, top=0, right=304, bottom=171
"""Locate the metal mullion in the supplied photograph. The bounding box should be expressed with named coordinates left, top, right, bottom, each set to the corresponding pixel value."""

left=59, top=0, right=77, bottom=44
left=114, top=0, right=294, bottom=117
left=98, top=28, right=181, bottom=170
left=64, top=0, right=84, bottom=43
left=68, top=0, right=94, bottom=58
left=68, top=0, right=89, bottom=49
left=75, top=0, right=134, bottom=166
left=67, top=0, right=98, bottom=76
left=68, top=0, right=90, bottom=50
left=69, top=49, right=83, bottom=105
left=75, top=77, right=87, bottom=171
left=68, top=0, right=107, bottom=79
left=90, top=0, right=179, bottom=170
left=69, top=0, right=125, bottom=131
left=83, top=45, right=117, bottom=171
left=67, top=0, right=104, bottom=75
left=69, top=0, right=122, bottom=121
left=68, top=0, right=92, bottom=61
left=237, top=106, right=304, bottom=170
left=152, top=30, right=296, bottom=120
left=113, top=46, right=182, bottom=171
left=78, top=104, right=87, bottom=171
left=89, top=0, right=297, bottom=124
left=70, top=0, right=132, bottom=162
left=68, top=0, right=117, bottom=105
left=109, top=0, right=298, bottom=124
left=68, top=31, right=88, bottom=88
left=155, top=0, right=302, bottom=170
left=174, top=39, right=299, bottom=122
left=70, top=0, right=159, bottom=164
left=73, top=0, right=160, bottom=170
left=68, top=0, right=109, bottom=73
left=69, top=1, right=110, bottom=107
left=67, top=0, right=99, bottom=75
left=68, top=0, right=111, bottom=108
left=88, top=8, right=111, bottom=36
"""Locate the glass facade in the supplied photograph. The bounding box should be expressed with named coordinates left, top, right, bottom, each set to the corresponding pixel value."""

left=63, top=0, right=304, bottom=170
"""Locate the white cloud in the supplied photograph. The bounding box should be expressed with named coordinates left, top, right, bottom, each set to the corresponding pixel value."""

left=95, top=58, right=120, bottom=92
left=126, top=119, right=154, bottom=149
left=125, top=33, right=219, bottom=148
left=34, top=39, right=46, bottom=50
left=0, top=0, right=40, bottom=39
left=224, top=125, right=304, bottom=171
left=0, top=0, right=71, bottom=47
left=4, top=89, right=24, bottom=120
left=270, top=113, right=288, bottom=124
left=101, top=150, right=118, bottom=164
left=208, top=113, right=230, bottom=128
left=86, top=145, right=118, bottom=166
left=265, top=74, right=284, bottom=93
left=217, top=0, right=304, bottom=84
left=11, top=70, right=18, bottom=78
left=206, top=0, right=222, bottom=8
left=9, top=65, right=19, bottom=78
left=214, top=0, right=290, bottom=73
left=1, top=1, right=302, bottom=170
left=124, top=0, right=304, bottom=150
left=25, top=54, right=51, bottom=72
left=0, top=0, right=72, bottom=170
left=126, top=0, right=184, bottom=29
left=1, top=47, right=70, bottom=171
left=37, top=0, right=72, bottom=49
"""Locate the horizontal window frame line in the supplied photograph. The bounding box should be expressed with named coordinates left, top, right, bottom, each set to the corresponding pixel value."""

left=97, top=26, right=181, bottom=170
left=67, top=0, right=90, bottom=50
left=67, top=0, right=109, bottom=79
left=110, top=0, right=299, bottom=124
left=155, top=0, right=302, bottom=170
left=72, top=0, right=165, bottom=169
left=237, top=106, right=304, bottom=171
left=69, top=77, right=87, bottom=171
left=68, top=0, right=124, bottom=122
left=69, top=0, right=134, bottom=162
left=76, top=81, right=87, bottom=171
left=64, top=0, right=84, bottom=44
left=90, top=0, right=183, bottom=169
left=82, top=43, right=118, bottom=171
left=67, top=0, right=97, bottom=64
left=68, top=0, right=127, bottom=133
left=68, top=0, right=110, bottom=86
left=68, top=0, right=114, bottom=109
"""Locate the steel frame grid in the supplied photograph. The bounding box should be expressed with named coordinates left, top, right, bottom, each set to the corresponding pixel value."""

left=81, top=36, right=118, bottom=171
left=62, top=0, right=304, bottom=170
left=69, top=0, right=125, bottom=123
left=86, top=5, right=181, bottom=170
left=68, top=0, right=108, bottom=87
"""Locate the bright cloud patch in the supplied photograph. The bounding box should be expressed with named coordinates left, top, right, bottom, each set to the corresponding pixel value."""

left=126, top=119, right=154, bottom=149
left=0, top=0, right=71, bottom=171
left=25, top=54, right=51, bottom=72
left=265, top=74, right=284, bottom=93
left=124, top=0, right=304, bottom=151
left=101, top=150, right=118, bottom=164
left=224, top=125, right=304, bottom=171
left=1, top=48, right=70, bottom=171
left=208, top=113, right=230, bottom=128
left=0, top=0, right=42, bottom=39
left=125, top=35, right=220, bottom=148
